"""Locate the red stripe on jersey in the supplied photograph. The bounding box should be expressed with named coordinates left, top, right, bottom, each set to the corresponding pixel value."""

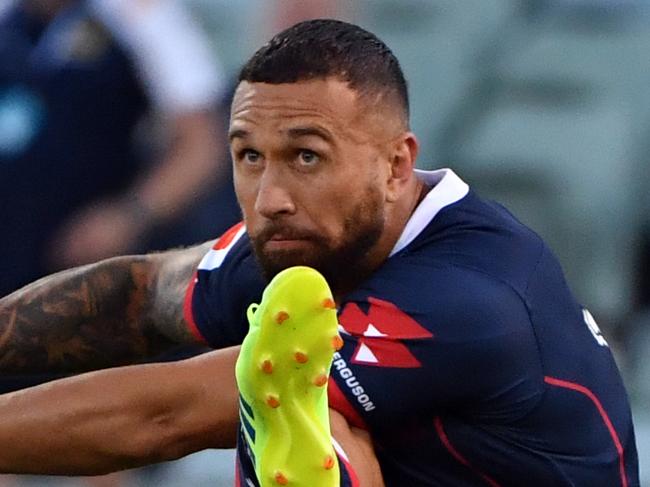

left=544, top=376, right=628, bottom=487
left=182, top=271, right=207, bottom=344
left=234, top=454, right=242, bottom=487
left=340, top=298, right=433, bottom=339
left=214, top=221, right=245, bottom=250
left=434, top=416, right=502, bottom=487
left=328, top=377, right=368, bottom=430
left=182, top=222, right=245, bottom=345
left=337, top=447, right=361, bottom=487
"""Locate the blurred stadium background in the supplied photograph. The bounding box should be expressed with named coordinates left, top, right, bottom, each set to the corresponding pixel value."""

left=1, top=0, right=649, bottom=485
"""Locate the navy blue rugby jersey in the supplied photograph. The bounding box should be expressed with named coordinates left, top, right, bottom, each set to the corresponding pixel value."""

left=185, top=169, right=639, bottom=487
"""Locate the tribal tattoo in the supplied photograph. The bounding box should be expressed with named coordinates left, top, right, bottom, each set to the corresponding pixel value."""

left=0, top=247, right=205, bottom=374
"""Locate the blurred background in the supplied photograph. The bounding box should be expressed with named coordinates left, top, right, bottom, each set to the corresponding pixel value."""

left=1, top=0, right=649, bottom=485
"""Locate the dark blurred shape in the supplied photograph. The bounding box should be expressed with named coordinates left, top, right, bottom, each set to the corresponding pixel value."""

left=0, top=0, right=239, bottom=297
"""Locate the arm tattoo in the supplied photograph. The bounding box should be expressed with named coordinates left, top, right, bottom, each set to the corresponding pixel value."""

left=149, top=244, right=211, bottom=346
left=0, top=256, right=185, bottom=374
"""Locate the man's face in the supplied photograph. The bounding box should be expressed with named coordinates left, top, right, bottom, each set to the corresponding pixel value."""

left=229, top=78, right=397, bottom=292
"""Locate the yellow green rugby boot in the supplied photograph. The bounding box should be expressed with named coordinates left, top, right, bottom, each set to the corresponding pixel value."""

left=235, top=266, right=344, bottom=487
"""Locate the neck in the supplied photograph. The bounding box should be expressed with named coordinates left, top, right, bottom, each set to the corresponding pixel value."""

left=333, top=176, right=428, bottom=302
left=382, top=174, right=428, bottom=255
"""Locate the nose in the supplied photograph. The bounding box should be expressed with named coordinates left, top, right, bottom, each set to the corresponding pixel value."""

left=254, top=165, right=296, bottom=219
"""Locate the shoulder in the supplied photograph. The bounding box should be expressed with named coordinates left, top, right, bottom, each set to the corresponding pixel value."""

left=187, top=223, right=266, bottom=348
left=400, top=189, right=550, bottom=304
left=338, top=259, right=544, bottom=411
left=353, top=257, right=531, bottom=339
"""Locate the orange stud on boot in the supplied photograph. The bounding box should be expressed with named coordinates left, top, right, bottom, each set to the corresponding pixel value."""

left=313, top=373, right=328, bottom=387
left=274, top=471, right=289, bottom=485
left=261, top=360, right=273, bottom=374
left=294, top=351, right=309, bottom=364
left=323, top=455, right=335, bottom=470
left=266, top=394, right=280, bottom=408
left=275, top=311, right=290, bottom=324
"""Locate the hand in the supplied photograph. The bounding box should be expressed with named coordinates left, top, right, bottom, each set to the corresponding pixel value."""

left=49, top=198, right=152, bottom=269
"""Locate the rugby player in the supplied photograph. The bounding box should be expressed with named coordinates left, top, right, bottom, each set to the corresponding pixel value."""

left=0, top=19, right=639, bottom=486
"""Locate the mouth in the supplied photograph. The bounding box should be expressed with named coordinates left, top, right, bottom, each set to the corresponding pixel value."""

left=263, top=235, right=313, bottom=252
left=253, top=223, right=322, bottom=255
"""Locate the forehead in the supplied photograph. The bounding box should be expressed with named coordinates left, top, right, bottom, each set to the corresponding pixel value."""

left=230, top=79, right=366, bottom=142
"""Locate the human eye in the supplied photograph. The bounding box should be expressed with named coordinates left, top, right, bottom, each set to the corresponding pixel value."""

left=238, top=149, right=262, bottom=165
left=297, top=149, right=320, bottom=166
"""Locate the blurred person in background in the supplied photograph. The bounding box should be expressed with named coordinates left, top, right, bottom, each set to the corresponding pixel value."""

left=0, top=0, right=234, bottom=298
left=0, top=0, right=236, bottom=484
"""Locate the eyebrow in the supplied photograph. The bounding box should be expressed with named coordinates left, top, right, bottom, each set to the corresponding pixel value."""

left=228, top=128, right=249, bottom=142
left=287, top=126, right=334, bottom=143
left=228, top=125, right=335, bottom=144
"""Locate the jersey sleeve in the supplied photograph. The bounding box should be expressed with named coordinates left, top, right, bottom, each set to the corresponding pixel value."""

left=420, top=269, right=543, bottom=414
left=183, top=223, right=267, bottom=349
left=342, top=260, right=545, bottom=417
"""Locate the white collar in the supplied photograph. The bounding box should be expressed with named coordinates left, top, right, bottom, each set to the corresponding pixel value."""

left=389, top=168, right=470, bottom=257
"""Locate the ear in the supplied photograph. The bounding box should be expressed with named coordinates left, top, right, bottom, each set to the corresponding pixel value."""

left=386, top=132, right=419, bottom=203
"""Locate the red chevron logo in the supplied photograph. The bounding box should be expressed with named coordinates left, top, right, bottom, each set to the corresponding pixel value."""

left=339, top=297, right=433, bottom=368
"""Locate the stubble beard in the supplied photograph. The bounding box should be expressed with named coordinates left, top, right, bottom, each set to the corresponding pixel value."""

left=250, top=186, right=385, bottom=295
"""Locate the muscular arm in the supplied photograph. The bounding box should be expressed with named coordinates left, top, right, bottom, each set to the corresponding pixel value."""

left=0, top=242, right=212, bottom=374
left=0, top=346, right=384, bottom=483
left=0, top=347, right=240, bottom=475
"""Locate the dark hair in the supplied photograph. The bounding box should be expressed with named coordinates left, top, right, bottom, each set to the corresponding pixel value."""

left=238, top=19, right=409, bottom=123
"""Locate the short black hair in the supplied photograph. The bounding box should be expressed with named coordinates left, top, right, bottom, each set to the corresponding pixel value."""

left=238, top=19, right=409, bottom=123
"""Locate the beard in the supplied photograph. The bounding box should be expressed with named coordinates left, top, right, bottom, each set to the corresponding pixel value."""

left=250, top=185, right=385, bottom=295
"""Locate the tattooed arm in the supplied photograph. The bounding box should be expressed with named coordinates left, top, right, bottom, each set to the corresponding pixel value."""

left=0, top=242, right=212, bottom=374
left=0, top=242, right=244, bottom=475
